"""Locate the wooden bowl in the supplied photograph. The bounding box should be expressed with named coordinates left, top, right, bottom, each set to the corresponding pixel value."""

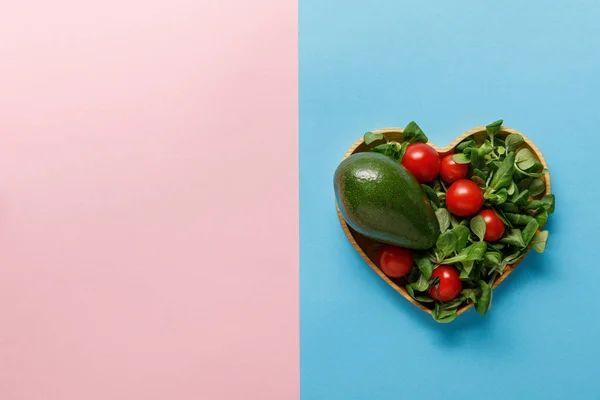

left=336, top=126, right=551, bottom=316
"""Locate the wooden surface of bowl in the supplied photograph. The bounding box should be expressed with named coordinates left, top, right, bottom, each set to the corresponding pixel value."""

left=336, top=126, right=551, bottom=316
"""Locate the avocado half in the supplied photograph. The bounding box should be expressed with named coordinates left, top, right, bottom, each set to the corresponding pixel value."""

left=334, top=152, right=440, bottom=250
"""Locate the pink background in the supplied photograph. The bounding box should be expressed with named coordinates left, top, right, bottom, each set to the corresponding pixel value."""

left=0, top=1, right=298, bottom=399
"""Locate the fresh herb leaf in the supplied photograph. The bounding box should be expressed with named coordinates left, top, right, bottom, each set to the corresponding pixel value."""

left=484, top=251, right=502, bottom=266
left=505, top=133, right=524, bottom=152
left=452, top=225, right=471, bottom=252
left=512, top=189, right=529, bottom=206
left=405, top=285, right=435, bottom=302
left=515, top=148, right=537, bottom=171
left=500, top=229, right=526, bottom=248
left=470, top=215, right=486, bottom=241
left=507, top=181, right=517, bottom=196
left=435, top=208, right=451, bottom=233
left=505, top=213, right=536, bottom=226
left=535, top=209, right=549, bottom=227
left=526, top=200, right=545, bottom=210
left=486, top=119, right=503, bottom=136
left=517, top=177, right=533, bottom=192
left=364, top=131, right=384, bottom=145
left=444, top=242, right=487, bottom=264
left=490, top=152, right=516, bottom=190
left=472, top=176, right=487, bottom=188
left=521, top=219, right=539, bottom=245
left=421, top=184, right=441, bottom=208
left=528, top=179, right=546, bottom=197
left=432, top=303, right=458, bottom=323
left=497, top=146, right=506, bottom=155
left=452, top=153, right=471, bottom=164
left=531, top=230, right=549, bottom=253
left=402, top=121, right=428, bottom=144
left=457, top=139, right=476, bottom=152
left=475, top=280, right=492, bottom=315
left=542, top=194, right=555, bottom=214
left=415, top=253, right=433, bottom=280
left=478, top=140, right=494, bottom=157
left=488, top=188, right=508, bottom=205
left=410, top=274, right=430, bottom=292
left=498, top=202, right=519, bottom=213
left=461, top=288, right=479, bottom=303
left=436, top=231, right=458, bottom=260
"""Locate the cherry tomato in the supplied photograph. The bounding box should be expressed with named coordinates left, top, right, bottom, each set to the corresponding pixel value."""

left=428, top=265, right=462, bottom=302
left=446, top=179, right=484, bottom=217
left=401, top=143, right=440, bottom=183
left=477, top=209, right=505, bottom=242
left=379, top=246, right=413, bottom=278
left=440, top=154, right=469, bottom=183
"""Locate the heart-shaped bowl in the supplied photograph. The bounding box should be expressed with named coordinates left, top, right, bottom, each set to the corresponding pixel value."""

left=336, top=126, right=551, bottom=317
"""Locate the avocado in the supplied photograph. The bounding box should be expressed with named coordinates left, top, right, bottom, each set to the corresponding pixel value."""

left=334, top=152, right=440, bottom=250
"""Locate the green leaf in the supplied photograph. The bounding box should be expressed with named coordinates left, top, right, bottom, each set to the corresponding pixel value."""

left=526, top=200, right=545, bottom=210
left=444, top=242, right=487, bottom=264
left=471, top=176, right=487, bottom=189
left=498, top=202, right=519, bottom=213
left=372, top=141, right=403, bottom=161
left=531, top=230, right=549, bottom=253
left=436, top=231, right=458, bottom=260
left=452, top=153, right=471, bottom=164
left=364, top=131, right=384, bottom=145
left=398, top=142, right=409, bottom=160
left=461, top=260, right=475, bottom=277
left=402, top=121, right=428, bottom=144
left=505, top=213, right=536, bottom=226
left=415, top=254, right=433, bottom=280
left=515, top=148, right=537, bottom=171
left=507, top=181, right=517, bottom=196
left=405, top=285, right=436, bottom=302
left=435, top=208, right=451, bottom=233
left=486, top=119, right=503, bottom=136
left=528, top=179, right=546, bottom=197
left=493, top=208, right=512, bottom=228
left=469, top=149, right=485, bottom=169
left=512, top=189, right=530, bottom=206
left=470, top=215, right=486, bottom=241
left=535, top=209, right=549, bottom=227
left=452, top=225, right=471, bottom=252
left=497, top=146, right=506, bottom=155
left=461, top=288, right=479, bottom=303
left=542, top=194, right=555, bottom=214
left=475, top=281, right=492, bottom=315
left=521, top=219, right=539, bottom=245
left=410, top=274, right=430, bottom=292
left=500, top=229, right=526, bottom=248
left=421, top=184, right=441, bottom=208
left=473, top=168, right=488, bottom=182
left=517, top=177, right=533, bottom=192
left=484, top=251, right=502, bottom=266
left=490, top=152, right=516, bottom=190
left=515, top=165, right=547, bottom=178
left=505, top=133, right=525, bottom=152
left=457, top=139, right=476, bottom=152
left=432, top=303, right=458, bottom=323
left=478, top=140, right=494, bottom=157
left=488, top=188, right=508, bottom=205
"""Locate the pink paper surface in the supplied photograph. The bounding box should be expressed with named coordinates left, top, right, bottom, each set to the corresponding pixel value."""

left=0, top=1, right=298, bottom=399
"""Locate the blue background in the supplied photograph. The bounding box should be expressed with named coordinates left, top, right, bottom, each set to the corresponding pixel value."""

left=300, top=1, right=600, bottom=399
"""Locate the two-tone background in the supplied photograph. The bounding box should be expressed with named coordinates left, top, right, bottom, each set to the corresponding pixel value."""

left=2, top=1, right=600, bottom=399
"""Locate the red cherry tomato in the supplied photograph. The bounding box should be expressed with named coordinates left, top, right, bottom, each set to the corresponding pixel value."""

left=401, top=143, right=440, bottom=183
left=478, top=209, right=505, bottom=242
left=379, top=246, right=413, bottom=278
left=428, top=265, right=462, bottom=302
left=440, top=154, right=469, bottom=183
left=446, top=179, right=484, bottom=217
